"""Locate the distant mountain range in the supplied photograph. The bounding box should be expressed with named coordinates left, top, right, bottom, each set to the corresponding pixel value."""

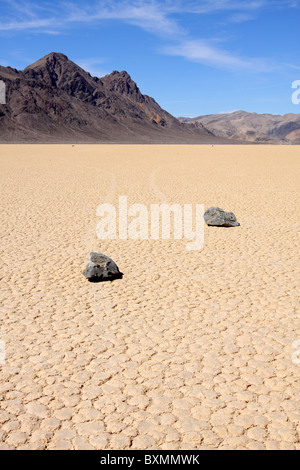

left=1, top=53, right=299, bottom=144
left=179, top=110, right=300, bottom=144
left=0, top=52, right=217, bottom=144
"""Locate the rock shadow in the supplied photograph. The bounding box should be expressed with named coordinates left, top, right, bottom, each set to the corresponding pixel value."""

left=87, top=272, right=124, bottom=283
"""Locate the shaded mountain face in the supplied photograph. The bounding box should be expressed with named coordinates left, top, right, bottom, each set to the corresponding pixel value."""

left=0, top=52, right=215, bottom=143
left=179, top=111, right=300, bottom=144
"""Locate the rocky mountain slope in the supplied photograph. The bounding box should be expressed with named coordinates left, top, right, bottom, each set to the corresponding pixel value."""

left=179, top=110, right=300, bottom=143
left=0, top=52, right=216, bottom=144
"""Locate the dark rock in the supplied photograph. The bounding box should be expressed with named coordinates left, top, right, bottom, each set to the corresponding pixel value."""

left=204, top=207, right=240, bottom=227
left=83, top=252, right=123, bottom=282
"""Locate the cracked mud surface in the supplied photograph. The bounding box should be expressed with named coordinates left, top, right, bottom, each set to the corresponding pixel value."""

left=0, top=145, right=299, bottom=450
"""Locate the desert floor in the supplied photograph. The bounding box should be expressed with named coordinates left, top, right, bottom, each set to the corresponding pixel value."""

left=0, top=144, right=299, bottom=450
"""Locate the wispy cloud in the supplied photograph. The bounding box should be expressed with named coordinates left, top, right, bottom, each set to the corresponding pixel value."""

left=0, top=0, right=295, bottom=72
left=228, top=12, right=256, bottom=23
left=1, top=0, right=298, bottom=33
left=286, top=63, right=300, bottom=70
left=181, top=0, right=266, bottom=14
left=86, top=2, right=184, bottom=37
left=0, top=18, right=57, bottom=32
left=0, top=1, right=184, bottom=36
left=183, top=0, right=299, bottom=14
left=0, top=0, right=270, bottom=34
left=162, top=39, right=275, bottom=72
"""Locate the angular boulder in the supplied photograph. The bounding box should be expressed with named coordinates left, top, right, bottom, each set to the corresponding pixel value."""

left=83, top=252, right=123, bottom=282
left=204, top=207, right=240, bottom=227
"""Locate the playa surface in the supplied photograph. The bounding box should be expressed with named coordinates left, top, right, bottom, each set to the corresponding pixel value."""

left=0, top=144, right=299, bottom=450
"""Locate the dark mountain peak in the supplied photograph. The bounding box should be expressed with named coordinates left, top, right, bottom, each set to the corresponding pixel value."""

left=23, top=52, right=95, bottom=93
left=25, top=52, right=69, bottom=71
left=0, top=53, right=215, bottom=143
left=111, top=70, right=130, bottom=77
left=101, top=69, right=144, bottom=103
left=47, top=52, right=69, bottom=61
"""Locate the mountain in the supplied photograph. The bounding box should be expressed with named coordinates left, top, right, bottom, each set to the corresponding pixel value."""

left=0, top=52, right=218, bottom=144
left=179, top=110, right=300, bottom=144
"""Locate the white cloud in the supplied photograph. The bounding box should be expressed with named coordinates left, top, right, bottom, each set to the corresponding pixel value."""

left=0, top=0, right=293, bottom=72
left=0, top=18, right=56, bottom=32
left=182, top=0, right=266, bottom=14
left=91, top=3, right=184, bottom=37
left=0, top=1, right=184, bottom=36
left=162, top=39, right=273, bottom=72
left=0, top=0, right=271, bottom=34
left=228, top=12, right=255, bottom=22
left=286, top=63, right=300, bottom=70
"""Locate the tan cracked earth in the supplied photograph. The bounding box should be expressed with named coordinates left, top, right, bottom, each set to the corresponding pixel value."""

left=0, top=144, right=299, bottom=450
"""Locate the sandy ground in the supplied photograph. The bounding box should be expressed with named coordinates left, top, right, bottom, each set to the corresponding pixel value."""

left=0, top=144, right=299, bottom=450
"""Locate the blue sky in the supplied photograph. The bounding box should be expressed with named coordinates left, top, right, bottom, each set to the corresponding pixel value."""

left=0, top=0, right=299, bottom=116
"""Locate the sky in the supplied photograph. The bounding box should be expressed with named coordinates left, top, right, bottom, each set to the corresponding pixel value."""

left=0, top=0, right=299, bottom=116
